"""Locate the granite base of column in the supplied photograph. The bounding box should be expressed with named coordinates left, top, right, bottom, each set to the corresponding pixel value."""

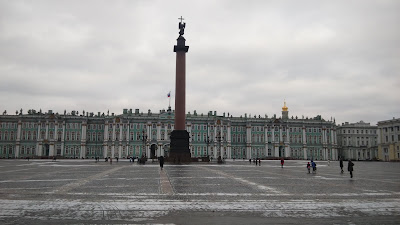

left=167, top=130, right=191, bottom=164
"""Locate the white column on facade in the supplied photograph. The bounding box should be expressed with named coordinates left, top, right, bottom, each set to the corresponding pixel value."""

left=103, top=123, right=109, bottom=158
left=279, top=126, right=283, bottom=142
left=61, top=122, right=65, bottom=156
left=271, top=126, right=275, bottom=144
left=147, top=122, right=151, bottom=138
left=127, top=123, right=130, bottom=143
left=104, top=123, right=109, bottom=141
left=377, top=128, right=381, bottom=144
left=118, top=145, right=122, bottom=158
left=264, top=125, right=268, bottom=143
left=37, top=122, right=41, bottom=141
left=81, top=145, right=85, bottom=158
left=214, top=125, right=217, bottom=140
left=331, top=129, right=335, bottom=145
left=15, top=120, right=22, bottom=158
left=49, top=144, right=55, bottom=157
left=286, top=127, right=289, bottom=143
left=227, top=124, right=231, bottom=159
left=274, top=145, right=279, bottom=157
left=45, top=121, right=49, bottom=140
left=264, top=125, right=268, bottom=156
left=119, top=125, right=122, bottom=141
left=187, top=123, right=192, bottom=144
left=321, top=128, right=324, bottom=144
left=112, top=122, right=116, bottom=141
left=54, top=123, right=59, bottom=141
left=285, top=127, right=290, bottom=157
left=81, top=123, right=87, bottom=142
left=157, top=123, right=161, bottom=141
left=36, top=121, right=42, bottom=157
left=303, top=127, right=307, bottom=159
left=103, top=144, right=107, bottom=158
left=16, top=120, right=22, bottom=141
left=285, top=145, right=290, bottom=157
left=111, top=145, right=115, bottom=158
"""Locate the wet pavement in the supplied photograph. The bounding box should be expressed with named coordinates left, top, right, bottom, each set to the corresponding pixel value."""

left=0, top=159, right=399, bottom=224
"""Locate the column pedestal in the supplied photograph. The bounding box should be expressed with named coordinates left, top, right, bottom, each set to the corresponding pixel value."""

left=168, top=130, right=191, bottom=163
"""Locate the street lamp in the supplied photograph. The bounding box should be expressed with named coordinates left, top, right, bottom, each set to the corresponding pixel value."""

left=205, top=135, right=211, bottom=158
left=216, top=132, right=224, bottom=163
left=138, top=130, right=147, bottom=158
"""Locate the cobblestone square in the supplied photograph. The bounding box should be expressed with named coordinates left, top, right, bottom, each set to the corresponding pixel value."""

left=0, top=159, right=399, bottom=224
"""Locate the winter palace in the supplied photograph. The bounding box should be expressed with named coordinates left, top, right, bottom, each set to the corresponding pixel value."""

left=0, top=102, right=345, bottom=161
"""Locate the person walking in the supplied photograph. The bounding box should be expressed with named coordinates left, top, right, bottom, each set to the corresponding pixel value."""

left=311, top=160, right=317, bottom=173
left=280, top=158, right=284, bottom=168
left=159, top=156, right=164, bottom=170
left=258, top=158, right=261, bottom=166
left=339, top=158, right=344, bottom=173
left=348, top=160, right=354, bottom=178
left=255, top=158, right=258, bottom=166
left=307, top=162, right=311, bottom=173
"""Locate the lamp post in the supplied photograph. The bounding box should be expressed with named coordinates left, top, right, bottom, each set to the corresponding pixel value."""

left=139, top=130, right=147, bottom=158
left=95, top=130, right=99, bottom=161
left=205, top=136, right=211, bottom=157
left=216, top=132, right=224, bottom=162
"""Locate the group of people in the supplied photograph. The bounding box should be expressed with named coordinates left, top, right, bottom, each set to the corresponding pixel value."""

left=340, top=158, right=354, bottom=178
left=304, top=158, right=354, bottom=178
left=249, top=158, right=261, bottom=166
left=306, top=160, right=317, bottom=173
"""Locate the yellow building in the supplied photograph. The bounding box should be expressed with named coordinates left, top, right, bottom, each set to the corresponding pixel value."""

left=377, top=118, right=400, bottom=161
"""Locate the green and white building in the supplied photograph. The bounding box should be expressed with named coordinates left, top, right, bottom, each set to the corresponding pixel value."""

left=0, top=103, right=338, bottom=160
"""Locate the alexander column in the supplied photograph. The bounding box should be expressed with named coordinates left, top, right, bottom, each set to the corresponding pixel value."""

left=169, top=17, right=191, bottom=163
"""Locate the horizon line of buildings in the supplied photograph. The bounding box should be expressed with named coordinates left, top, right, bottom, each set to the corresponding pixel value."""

left=0, top=103, right=399, bottom=161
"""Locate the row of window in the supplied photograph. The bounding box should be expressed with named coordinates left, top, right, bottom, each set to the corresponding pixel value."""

left=341, top=129, right=377, bottom=134
left=0, top=122, right=17, bottom=129
left=342, top=139, right=376, bottom=146
left=384, top=135, right=400, bottom=143
left=382, top=126, right=400, bottom=133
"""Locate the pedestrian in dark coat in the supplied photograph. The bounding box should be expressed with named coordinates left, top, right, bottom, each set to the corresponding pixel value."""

left=281, top=158, right=284, bottom=168
left=339, top=158, right=344, bottom=173
left=348, top=160, right=354, bottom=178
left=311, top=160, right=316, bottom=173
left=159, top=156, right=164, bottom=169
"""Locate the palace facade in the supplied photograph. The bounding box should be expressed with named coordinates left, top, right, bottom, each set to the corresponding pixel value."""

left=0, top=103, right=338, bottom=160
left=336, top=121, right=378, bottom=160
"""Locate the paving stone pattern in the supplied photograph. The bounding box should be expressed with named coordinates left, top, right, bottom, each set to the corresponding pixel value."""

left=0, top=159, right=399, bottom=224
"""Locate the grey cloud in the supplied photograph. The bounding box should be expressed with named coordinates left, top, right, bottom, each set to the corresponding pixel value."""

left=0, top=0, right=399, bottom=125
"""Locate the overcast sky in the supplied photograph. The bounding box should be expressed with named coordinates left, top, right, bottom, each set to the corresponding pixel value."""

left=0, top=0, right=399, bottom=125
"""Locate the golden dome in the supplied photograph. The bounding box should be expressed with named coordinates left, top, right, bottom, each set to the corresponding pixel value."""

left=282, top=101, right=288, bottom=111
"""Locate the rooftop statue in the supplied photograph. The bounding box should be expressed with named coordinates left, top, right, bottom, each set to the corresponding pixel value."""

left=178, top=16, right=185, bottom=36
